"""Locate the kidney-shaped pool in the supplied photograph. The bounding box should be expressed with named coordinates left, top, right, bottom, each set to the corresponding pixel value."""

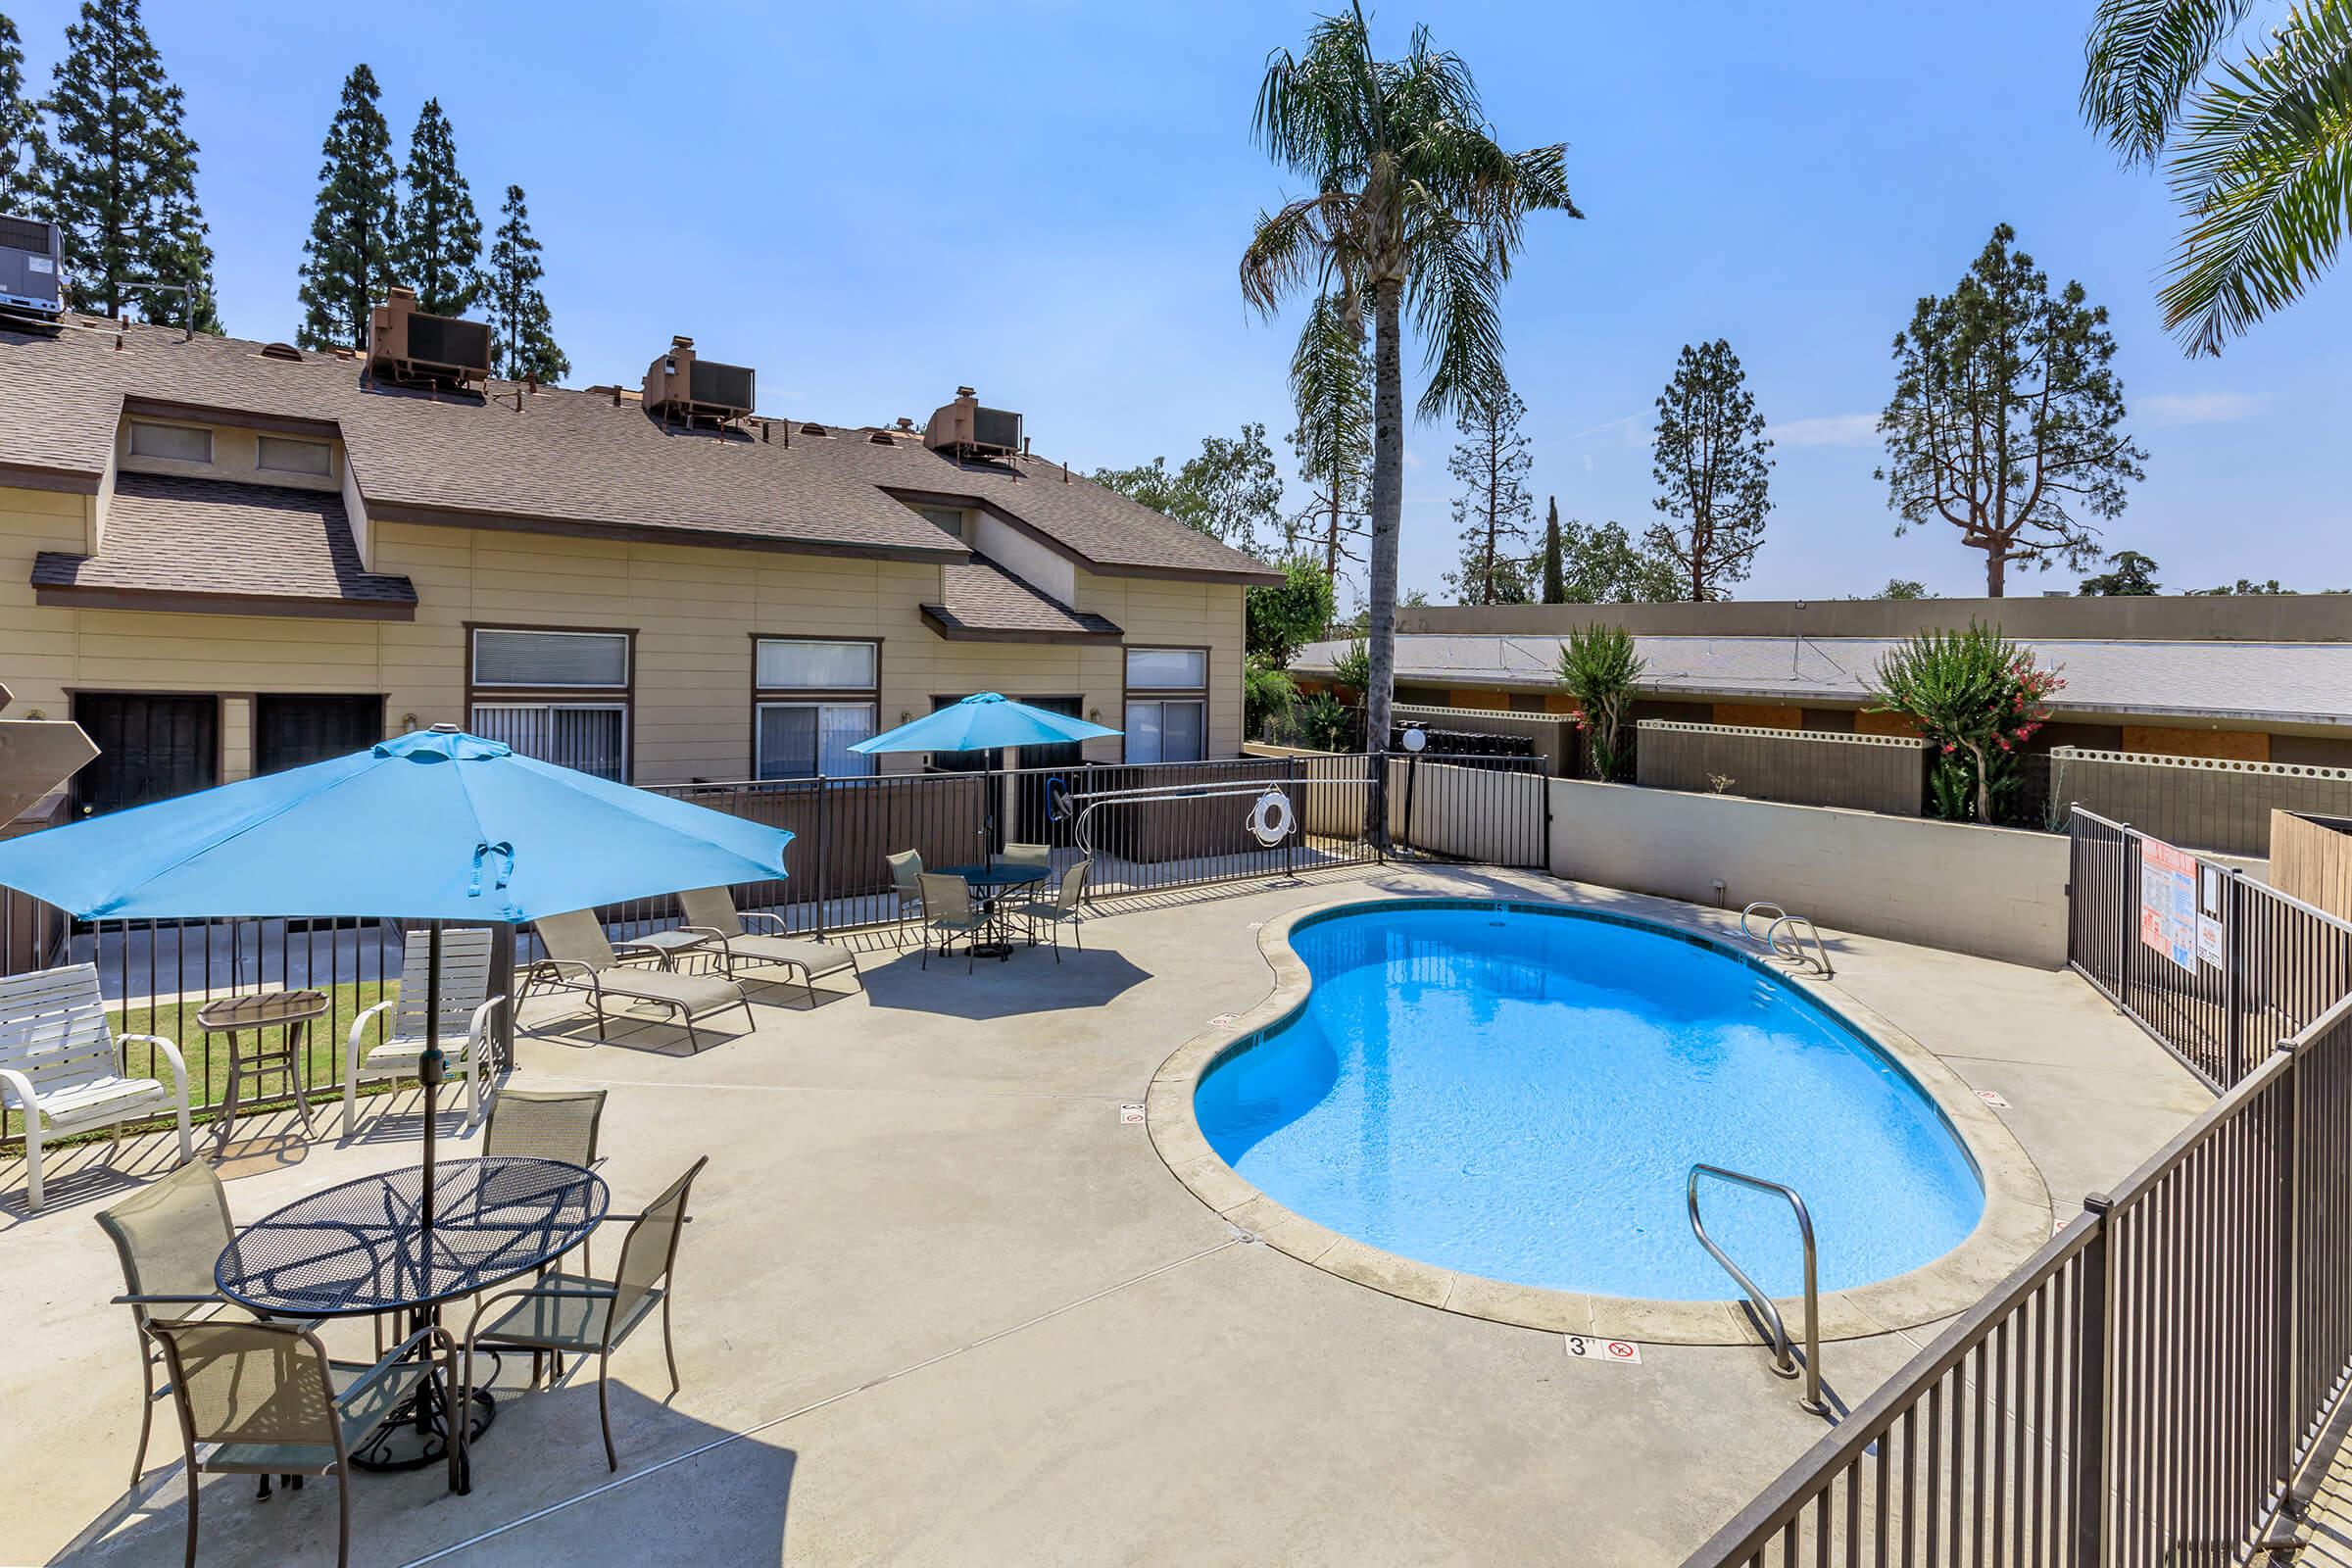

left=1194, top=901, right=1985, bottom=1301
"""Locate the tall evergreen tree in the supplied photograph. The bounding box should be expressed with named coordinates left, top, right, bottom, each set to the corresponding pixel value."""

left=1540, top=497, right=1567, bottom=604
left=39, top=0, right=219, bottom=327
left=487, top=184, right=567, bottom=383
left=297, top=64, right=401, bottom=351
left=1441, top=379, right=1535, bottom=605
left=396, top=97, right=483, bottom=318
left=1646, top=338, right=1773, bottom=601
left=0, top=13, right=46, bottom=212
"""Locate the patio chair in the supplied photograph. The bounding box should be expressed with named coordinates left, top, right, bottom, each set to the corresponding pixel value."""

left=886, top=850, right=924, bottom=948
left=147, top=1315, right=461, bottom=1568
left=918, top=872, right=985, bottom=973
left=526, top=910, right=753, bottom=1052
left=1009, top=859, right=1091, bottom=962
left=0, top=962, right=192, bottom=1211
left=1003, top=842, right=1051, bottom=870
left=463, top=1155, right=708, bottom=1472
left=96, top=1160, right=321, bottom=1487
left=672, top=886, right=864, bottom=1003
left=342, top=927, right=506, bottom=1139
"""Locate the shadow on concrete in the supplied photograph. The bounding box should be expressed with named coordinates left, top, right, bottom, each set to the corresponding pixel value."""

left=858, top=946, right=1152, bottom=1019
left=49, top=1368, right=793, bottom=1567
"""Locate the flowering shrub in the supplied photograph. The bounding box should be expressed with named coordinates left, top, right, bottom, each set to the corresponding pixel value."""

left=1871, top=623, right=2064, bottom=824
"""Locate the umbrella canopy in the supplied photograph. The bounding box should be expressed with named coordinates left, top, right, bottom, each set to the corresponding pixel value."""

left=849, top=692, right=1119, bottom=757
left=0, top=726, right=794, bottom=921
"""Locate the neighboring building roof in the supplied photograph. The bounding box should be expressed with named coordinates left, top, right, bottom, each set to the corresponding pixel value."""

left=921, top=556, right=1123, bottom=644
left=30, top=473, right=416, bottom=618
left=0, top=318, right=1279, bottom=583
left=1294, top=632, right=2352, bottom=728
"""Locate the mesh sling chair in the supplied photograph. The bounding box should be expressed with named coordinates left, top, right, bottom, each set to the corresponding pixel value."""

left=485, top=1087, right=610, bottom=1298
left=917, top=873, right=985, bottom=973
left=96, top=1160, right=324, bottom=1488
left=672, top=886, right=865, bottom=1003
left=1009, top=859, right=1091, bottom=961
left=462, top=1155, right=707, bottom=1473
left=527, top=909, right=753, bottom=1051
left=146, top=1316, right=460, bottom=1568
left=885, top=850, right=924, bottom=948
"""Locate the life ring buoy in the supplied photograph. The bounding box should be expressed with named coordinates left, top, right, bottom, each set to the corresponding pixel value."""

left=1044, top=775, right=1074, bottom=823
left=1248, top=789, right=1296, bottom=847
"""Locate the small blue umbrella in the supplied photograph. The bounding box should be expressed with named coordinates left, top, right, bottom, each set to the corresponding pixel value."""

left=0, top=724, right=795, bottom=1217
left=850, top=693, right=1119, bottom=869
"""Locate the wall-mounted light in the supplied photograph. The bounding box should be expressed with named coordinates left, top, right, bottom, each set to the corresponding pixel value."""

left=399, top=712, right=420, bottom=733
left=899, top=710, right=913, bottom=724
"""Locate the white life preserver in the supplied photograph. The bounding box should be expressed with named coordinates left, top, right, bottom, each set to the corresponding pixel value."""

left=1248, top=789, right=1297, bottom=847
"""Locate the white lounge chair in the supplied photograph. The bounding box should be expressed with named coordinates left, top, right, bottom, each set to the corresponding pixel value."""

left=0, top=962, right=192, bottom=1210
left=343, top=927, right=506, bottom=1138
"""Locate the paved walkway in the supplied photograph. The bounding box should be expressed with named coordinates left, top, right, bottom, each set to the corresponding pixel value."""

left=0, top=865, right=2207, bottom=1566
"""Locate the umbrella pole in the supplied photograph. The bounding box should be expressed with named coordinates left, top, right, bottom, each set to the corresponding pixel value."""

left=420, top=921, right=443, bottom=1239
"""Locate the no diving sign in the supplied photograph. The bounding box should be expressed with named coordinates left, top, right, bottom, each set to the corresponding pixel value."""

left=1566, top=1335, right=1642, bottom=1365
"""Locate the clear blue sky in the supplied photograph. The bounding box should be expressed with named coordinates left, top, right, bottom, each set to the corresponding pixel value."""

left=13, top=0, right=2347, bottom=603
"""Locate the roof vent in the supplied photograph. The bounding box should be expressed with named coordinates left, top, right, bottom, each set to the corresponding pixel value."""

left=799, top=422, right=829, bottom=437
left=642, top=334, right=755, bottom=426
left=259, top=341, right=303, bottom=363
left=867, top=429, right=893, bottom=445
left=923, top=386, right=1022, bottom=461
left=368, top=286, right=492, bottom=389
left=895, top=416, right=914, bottom=431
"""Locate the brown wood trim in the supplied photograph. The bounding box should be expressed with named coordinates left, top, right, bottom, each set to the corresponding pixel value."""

left=33, top=584, right=416, bottom=620
left=370, top=498, right=972, bottom=565
left=917, top=606, right=1120, bottom=646
left=122, top=396, right=342, bottom=439
left=0, top=460, right=102, bottom=496
left=466, top=623, right=639, bottom=781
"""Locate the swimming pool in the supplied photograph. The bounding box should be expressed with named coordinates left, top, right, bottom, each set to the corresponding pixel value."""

left=1193, top=901, right=1984, bottom=1301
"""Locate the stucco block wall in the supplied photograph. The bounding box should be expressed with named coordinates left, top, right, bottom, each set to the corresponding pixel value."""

left=1636, top=720, right=1929, bottom=816
left=2048, top=747, right=2352, bottom=858
left=1, top=487, right=1250, bottom=786
left=1546, top=777, right=2074, bottom=967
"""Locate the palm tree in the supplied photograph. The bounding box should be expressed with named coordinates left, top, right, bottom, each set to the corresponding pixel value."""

left=1243, top=4, right=1577, bottom=751
left=2081, top=0, right=2352, bottom=355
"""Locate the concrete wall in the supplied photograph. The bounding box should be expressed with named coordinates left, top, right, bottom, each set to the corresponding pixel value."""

left=1545, top=777, right=2074, bottom=967
left=1400, top=594, right=2352, bottom=643
left=1635, top=719, right=1929, bottom=815
left=2048, top=747, right=2352, bottom=858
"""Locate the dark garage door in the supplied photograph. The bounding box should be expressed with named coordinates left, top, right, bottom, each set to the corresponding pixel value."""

left=73, top=694, right=220, bottom=817
left=255, top=695, right=383, bottom=776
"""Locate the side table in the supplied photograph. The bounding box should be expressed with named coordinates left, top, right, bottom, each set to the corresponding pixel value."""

left=197, top=988, right=330, bottom=1152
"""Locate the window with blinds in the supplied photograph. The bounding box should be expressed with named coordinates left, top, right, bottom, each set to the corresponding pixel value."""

left=469, top=704, right=628, bottom=781
left=755, top=703, right=876, bottom=779
left=471, top=628, right=630, bottom=688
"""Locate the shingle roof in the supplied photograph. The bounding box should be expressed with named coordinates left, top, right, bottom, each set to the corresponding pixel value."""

left=1295, top=632, right=2352, bottom=728
left=0, top=318, right=1280, bottom=583
left=922, top=556, right=1123, bottom=642
left=30, top=473, right=416, bottom=615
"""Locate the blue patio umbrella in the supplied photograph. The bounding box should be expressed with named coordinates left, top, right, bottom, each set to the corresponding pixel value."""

left=849, top=693, right=1119, bottom=868
left=0, top=724, right=795, bottom=1215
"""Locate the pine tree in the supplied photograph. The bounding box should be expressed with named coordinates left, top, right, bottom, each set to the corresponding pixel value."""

left=0, top=13, right=45, bottom=212
left=1441, top=378, right=1535, bottom=605
left=39, top=0, right=220, bottom=326
left=1647, top=338, right=1773, bottom=601
left=396, top=98, right=483, bottom=318
left=487, top=184, right=566, bottom=383
left=297, top=64, right=401, bottom=351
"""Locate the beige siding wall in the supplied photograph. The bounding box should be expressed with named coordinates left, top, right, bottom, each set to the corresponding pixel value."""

left=1, top=489, right=1250, bottom=783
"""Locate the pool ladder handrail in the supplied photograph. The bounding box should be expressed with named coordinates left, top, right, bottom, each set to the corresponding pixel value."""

left=1687, top=1162, right=1827, bottom=1415
left=1738, top=902, right=1834, bottom=978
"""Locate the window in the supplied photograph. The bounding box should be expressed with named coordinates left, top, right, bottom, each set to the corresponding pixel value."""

left=472, top=628, right=630, bottom=688
left=915, top=506, right=964, bottom=540
left=127, top=420, right=212, bottom=464
left=470, top=704, right=628, bottom=781
left=754, top=637, right=879, bottom=778
left=1124, top=646, right=1208, bottom=763
left=468, top=627, right=632, bottom=781
left=257, top=434, right=332, bottom=476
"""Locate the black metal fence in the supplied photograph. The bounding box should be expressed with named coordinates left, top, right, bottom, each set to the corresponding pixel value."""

left=3, top=749, right=1545, bottom=1127
left=1685, top=808, right=2352, bottom=1568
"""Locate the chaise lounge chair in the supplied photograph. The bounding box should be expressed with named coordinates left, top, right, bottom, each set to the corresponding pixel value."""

left=526, top=910, right=753, bottom=1052
left=670, top=887, right=865, bottom=1003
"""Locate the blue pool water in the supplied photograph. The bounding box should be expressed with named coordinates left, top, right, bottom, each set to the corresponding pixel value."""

left=1195, top=903, right=1984, bottom=1300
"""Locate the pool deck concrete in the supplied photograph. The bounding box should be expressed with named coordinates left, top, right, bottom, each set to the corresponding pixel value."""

left=1, top=863, right=2210, bottom=1567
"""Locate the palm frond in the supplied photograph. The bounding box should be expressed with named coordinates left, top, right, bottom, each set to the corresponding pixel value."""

left=1242, top=196, right=1337, bottom=317
left=2160, top=0, right=2352, bottom=353
left=2082, top=0, right=2258, bottom=163
left=1405, top=214, right=1504, bottom=421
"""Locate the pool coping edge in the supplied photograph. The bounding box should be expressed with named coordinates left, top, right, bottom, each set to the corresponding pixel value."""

left=1145, top=888, right=2055, bottom=1348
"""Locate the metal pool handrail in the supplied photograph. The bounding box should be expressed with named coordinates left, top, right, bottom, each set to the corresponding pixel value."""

left=1687, top=1162, right=1826, bottom=1415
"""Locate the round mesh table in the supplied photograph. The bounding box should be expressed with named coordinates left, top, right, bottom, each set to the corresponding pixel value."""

left=217, top=1156, right=608, bottom=1475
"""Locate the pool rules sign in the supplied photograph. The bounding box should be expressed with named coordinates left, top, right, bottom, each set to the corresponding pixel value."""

left=2139, top=838, right=2199, bottom=974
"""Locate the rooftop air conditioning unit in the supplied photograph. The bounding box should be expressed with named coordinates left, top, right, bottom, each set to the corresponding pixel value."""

left=643, top=336, right=755, bottom=424
left=368, top=286, right=493, bottom=388
left=0, top=213, right=64, bottom=318
left=923, top=387, right=1021, bottom=460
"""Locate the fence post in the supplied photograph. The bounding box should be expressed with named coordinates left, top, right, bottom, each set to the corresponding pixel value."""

left=2076, top=1190, right=2112, bottom=1567
left=2272, top=1038, right=2303, bottom=1544
left=813, top=775, right=829, bottom=941
left=1285, top=755, right=1299, bottom=880
left=2225, top=869, right=2244, bottom=1084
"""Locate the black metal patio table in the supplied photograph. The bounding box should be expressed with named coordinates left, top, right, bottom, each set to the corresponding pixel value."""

left=216, top=1155, right=609, bottom=1482
left=939, top=862, right=1049, bottom=959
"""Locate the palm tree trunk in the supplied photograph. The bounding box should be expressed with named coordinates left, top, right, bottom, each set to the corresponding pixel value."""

left=1366, top=276, right=1405, bottom=754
